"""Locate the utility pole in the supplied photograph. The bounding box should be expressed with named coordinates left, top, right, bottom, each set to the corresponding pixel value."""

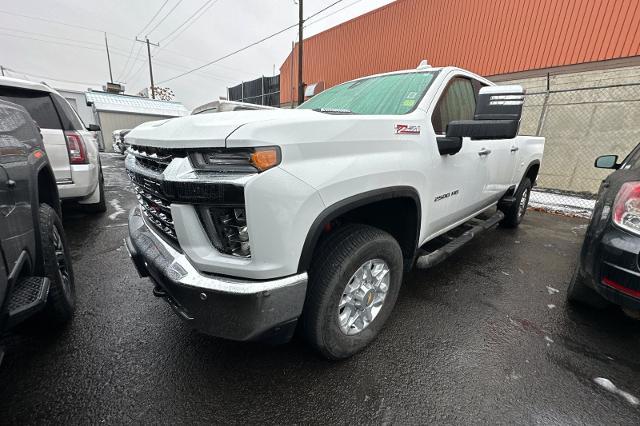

left=136, top=37, right=160, bottom=99
left=297, top=0, right=304, bottom=106
left=104, top=33, right=113, bottom=83
left=0, top=65, right=4, bottom=77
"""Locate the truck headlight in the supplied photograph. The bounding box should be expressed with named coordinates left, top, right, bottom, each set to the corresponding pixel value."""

left=189, top=147, right=281, bottom=173
left=198, top=206, right=251, bottom=258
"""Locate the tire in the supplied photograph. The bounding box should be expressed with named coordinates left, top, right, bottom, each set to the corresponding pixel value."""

left=302, top=224, right=404, bottom=360
left=82, top=167, right=107, bottom=213
left=500, top=177, right=532, bottom=228
left=566, top=263, right=608, bottom=309
left=38, top=204, right=76, bottom=324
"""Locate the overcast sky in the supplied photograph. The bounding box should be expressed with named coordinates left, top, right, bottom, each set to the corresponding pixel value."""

left=0, top=0, right=395, bottom=108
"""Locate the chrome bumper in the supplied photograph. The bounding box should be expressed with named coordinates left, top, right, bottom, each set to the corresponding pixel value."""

left=126, top=206, right=308, bottom=342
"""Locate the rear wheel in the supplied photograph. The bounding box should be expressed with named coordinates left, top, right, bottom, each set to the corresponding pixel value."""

left=38, top=204, right=76, bottom=324
left=500, top=177, right=532, bottom=228
left=567, top=263, right=608, bottom=309
left=302, top=224, right=403, bottom=360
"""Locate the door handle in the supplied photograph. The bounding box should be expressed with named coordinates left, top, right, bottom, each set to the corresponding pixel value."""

left=510, top=146, right=519, bottom=152
left=478, top=148, right=492, bottom=156
left=6, top=179, right=15, bottom=189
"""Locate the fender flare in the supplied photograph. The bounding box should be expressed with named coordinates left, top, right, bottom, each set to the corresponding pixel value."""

left=297, top=186, right=421, bottom=273
left=523, top=160, right=541, bottom=183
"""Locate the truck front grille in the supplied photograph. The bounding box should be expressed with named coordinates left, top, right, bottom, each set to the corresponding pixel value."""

left=128, top=170, right=177, bottom=245
left=128, top=144, right=187, bottom=173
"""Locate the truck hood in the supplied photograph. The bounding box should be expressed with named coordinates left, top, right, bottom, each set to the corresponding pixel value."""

left=125, top=109, right=322, bottom=149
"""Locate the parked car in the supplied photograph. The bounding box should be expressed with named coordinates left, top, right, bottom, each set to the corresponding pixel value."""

left=112, top=128, right=131, bottom=154
left=0, top=99, right=76, bottom=356
left=0, top=77, right=106, bottom=213
left=124, top=63, right=544, bottom=359
left=567, top=144, right=640, bottom=316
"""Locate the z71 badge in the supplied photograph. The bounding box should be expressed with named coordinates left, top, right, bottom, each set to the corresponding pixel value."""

left=394, top=124, right=421, bottom=135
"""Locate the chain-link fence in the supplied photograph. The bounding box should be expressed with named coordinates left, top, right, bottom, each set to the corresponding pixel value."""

left=519, top=82, right=640, bottom=217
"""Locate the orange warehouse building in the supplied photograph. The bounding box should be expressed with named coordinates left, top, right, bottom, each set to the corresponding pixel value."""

left=279, top=0, right=640, bottom=106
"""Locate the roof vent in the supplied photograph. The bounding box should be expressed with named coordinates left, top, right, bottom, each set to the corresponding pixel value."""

left=417, top=60, right=431, bottom=70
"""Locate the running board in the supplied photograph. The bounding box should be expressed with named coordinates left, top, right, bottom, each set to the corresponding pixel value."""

left=6, top=277, right=50, bottom=329
left=415, top=211, right=505, bottom=269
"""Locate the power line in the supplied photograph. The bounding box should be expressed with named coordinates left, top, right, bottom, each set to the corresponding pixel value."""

left=0, top=9, right=130, bottom=42
left=0, top=31, right=108, bottom=53
left=138, top=0, right=170, bottom=36
left=117, top=40, right=138, bottom=81
left=156, top=0, right=345, bottom=84
left=305, top=0, right=365, bottom=27
left=120, top=44, right=145, bottom=82
left=158, top=0, right=218, bottom=47
left=146, top=0, right=184, bottom=35
left=157, top=23, right=298, bottom=84
left=119, top=0, right=170, bottom=81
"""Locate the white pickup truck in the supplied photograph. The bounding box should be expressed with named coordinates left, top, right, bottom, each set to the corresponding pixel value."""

left=125, top=63, right=544, bottom=359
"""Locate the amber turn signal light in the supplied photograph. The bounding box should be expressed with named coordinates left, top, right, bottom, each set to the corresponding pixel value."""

left=250, top=147, right=281, bottom=171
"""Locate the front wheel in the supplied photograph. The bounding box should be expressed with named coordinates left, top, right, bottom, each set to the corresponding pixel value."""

left=302, top=224, right=403, bottom=360
left=500, top=177, right=532, bottom=228
left=38, top=204, right=76, bottom=324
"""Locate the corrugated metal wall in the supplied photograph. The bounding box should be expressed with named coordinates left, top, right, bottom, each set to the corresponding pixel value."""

left=97, top=112, right=172, bottom=152
left=280, top=0, right=640, bottom=105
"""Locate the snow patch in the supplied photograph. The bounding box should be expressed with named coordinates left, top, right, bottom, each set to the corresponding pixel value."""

left=109, top=199, right=125, bottom=220
left=529, top=190, right=595, bottom=218
left=546, top=286, right=560, bottom=295
left=594, top=377, right=640, bottom=406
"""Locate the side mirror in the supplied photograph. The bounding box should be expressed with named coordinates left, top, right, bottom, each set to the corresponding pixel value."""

left=475, top=85, right=525, bottom=121
left=443, top=85, right=525, bottom=142
left=437, top=136, right=462, bottom=155
left=86, top=124, right=101, bottom=132
left=595, top=155, right=619, bottom=169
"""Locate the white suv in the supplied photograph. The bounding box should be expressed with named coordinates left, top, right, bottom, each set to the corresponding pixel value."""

left=0, top=77, right=105, bottom=212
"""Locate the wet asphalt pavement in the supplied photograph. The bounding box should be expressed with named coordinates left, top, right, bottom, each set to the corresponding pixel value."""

left=1, top=153, right=639, bottom=424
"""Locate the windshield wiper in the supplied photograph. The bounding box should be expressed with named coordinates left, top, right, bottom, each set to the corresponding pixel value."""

left=312, top=108, right=356, bottom=115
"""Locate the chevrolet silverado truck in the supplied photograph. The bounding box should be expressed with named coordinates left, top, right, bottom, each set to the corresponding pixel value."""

left=125, top=63, right=544, bottom=359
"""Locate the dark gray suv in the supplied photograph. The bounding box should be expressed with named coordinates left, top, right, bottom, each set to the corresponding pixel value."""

left=0, top=99, right=75, bottom=358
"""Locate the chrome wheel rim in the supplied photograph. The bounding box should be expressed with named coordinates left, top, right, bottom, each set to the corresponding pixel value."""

left=338, top=259, right=390, bottom=335
left=52, top=226, right=72, bottom=297
left=519, top=187, right=529, bottom=218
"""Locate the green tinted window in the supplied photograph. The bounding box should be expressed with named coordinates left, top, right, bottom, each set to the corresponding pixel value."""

left=298, top=71, right=438, bottom=115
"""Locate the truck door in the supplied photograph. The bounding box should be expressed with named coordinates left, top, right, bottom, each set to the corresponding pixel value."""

left=469, top=79, right=517, bottom=202
left=427, top=76, right=488, bottom=235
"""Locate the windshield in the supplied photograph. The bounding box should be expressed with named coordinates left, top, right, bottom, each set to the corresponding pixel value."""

left=298, top=71, right=438, bottom=115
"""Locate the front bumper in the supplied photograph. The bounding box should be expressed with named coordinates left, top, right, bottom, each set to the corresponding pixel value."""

left=126, top=207, right=308, bottom=342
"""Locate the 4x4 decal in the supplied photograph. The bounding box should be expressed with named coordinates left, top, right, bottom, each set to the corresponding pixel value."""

left=394, top=124, right=421, bottom=135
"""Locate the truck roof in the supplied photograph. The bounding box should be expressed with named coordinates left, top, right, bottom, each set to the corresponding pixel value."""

left=345, top=66, right=493, bottom=87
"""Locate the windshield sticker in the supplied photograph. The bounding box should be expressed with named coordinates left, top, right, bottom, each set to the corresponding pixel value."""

left=406, top=91, right=418, bottom=99
left=395, top=124, right=421, bottom=135
left=402, top=99, right=416, bottom=107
